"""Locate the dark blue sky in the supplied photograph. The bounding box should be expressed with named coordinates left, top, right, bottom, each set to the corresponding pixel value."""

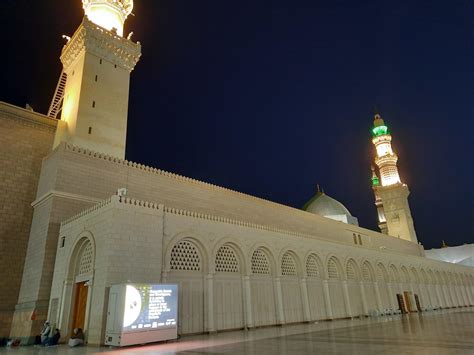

left=2, top=1, right=473, bottom=249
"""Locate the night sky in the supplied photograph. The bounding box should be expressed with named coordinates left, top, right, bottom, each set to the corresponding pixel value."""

left=1, top=1, right=473, bottom=249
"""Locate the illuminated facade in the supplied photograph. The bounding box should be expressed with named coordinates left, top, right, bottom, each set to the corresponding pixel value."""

left=1, top=0, right=473, bottom=346
left=370, top=113, right=418, bottom=243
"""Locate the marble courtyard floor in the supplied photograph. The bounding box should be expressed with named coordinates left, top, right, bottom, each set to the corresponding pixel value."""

left=2, top=308, right=473, bottom=354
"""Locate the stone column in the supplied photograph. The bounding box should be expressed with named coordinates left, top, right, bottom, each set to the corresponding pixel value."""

left=449, top=284, right=459, bottom=307
left=459, top=285, right=467, bottom=306
left=435, top=284, right=444, bottom=308
left=242, top=276, right=253, bottom=329
left=206, top=274, right=215, bottom=332
left=359, top=282, right=368, bottom=316
left=409, top=284, right=417, bottom=312
left=430, top=284, right=440, bottom=308
left=387, top=283, right=397, bottom=311
left=463, top=285, right=473, bottom=305
left=84, top=277, right=94, bottom=333
left=443, top=285, right=452, bottom=308
left=274, top=277, right=285, bottom=325
left=58, top=280, right=74, bottom=334
left=300, top=278, right=311, bottom=322
left=322, top=280, right=333, bottom=319
left=374, top=281, right=383, bottom=310
left=342, top=281, right=352, bottom=318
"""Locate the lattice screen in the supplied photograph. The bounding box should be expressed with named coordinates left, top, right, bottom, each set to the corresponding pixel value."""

left=421, top=270, right=428, bottom=283
left=428, top=271, right=436, bottom=284
left=251, top=249, right=270, bottom=275
left=215, top=245, right=239, bottom=273
left=377, top=264, right=388, bottom=282
left=401, top=268, right=410, bottom=283
left=362, top=263, right=372, bottom=281
left=390, top=266, right=399, bottom=282
left=306, top=255, right=320, bottom=278
left=170, top=240, right=201, bottom=271
left=78, top=242, right=93, bottom=276
left=328, top=257, right=340, bottom=279
left=281, top=252, right=297, bottom=276
left=346, top=261, right=357, bottom=280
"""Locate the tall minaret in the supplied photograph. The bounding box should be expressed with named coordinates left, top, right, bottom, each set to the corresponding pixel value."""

left=370, top=113, right=418, bottom=243
left=51, top=0, right=141, bottom=158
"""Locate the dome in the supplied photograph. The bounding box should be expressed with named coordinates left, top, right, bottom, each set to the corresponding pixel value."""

left=303, top=190, right=359, bottom=226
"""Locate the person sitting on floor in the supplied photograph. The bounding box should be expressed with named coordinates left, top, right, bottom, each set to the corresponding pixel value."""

left=44, top=328, right=60, bottom=347
left=68, top=328, right=85, bottom=347
left=36, top=321, right=51, bottom=345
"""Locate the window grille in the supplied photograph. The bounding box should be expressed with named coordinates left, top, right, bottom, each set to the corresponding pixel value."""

left=78, top=242, right=93, bottom=276
left=215, top=245, right=239, bottom=273
left=281, top=252, right=297, bottom=276
left=251, top=249, right=270, bottom=275
left=306, top=255, right=320, bottom=278
left=328, top=257, right=339, bottom=279
left=170, top=240, right=201, bottom=271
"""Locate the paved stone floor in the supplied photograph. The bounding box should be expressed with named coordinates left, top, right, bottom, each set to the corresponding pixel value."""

left=2, top=308, right=473, bottom=354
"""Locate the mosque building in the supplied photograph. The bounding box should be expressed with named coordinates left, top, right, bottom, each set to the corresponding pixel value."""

left=0, top=0, right=473, bottom=345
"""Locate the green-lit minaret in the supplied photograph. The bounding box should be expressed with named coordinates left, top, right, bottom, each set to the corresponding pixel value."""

left=370, top=113, right=418, bottom=243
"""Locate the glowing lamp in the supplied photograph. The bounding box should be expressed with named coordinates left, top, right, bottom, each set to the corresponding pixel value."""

left=82, top=0, right=133, bottom=36
left=372, top=125, right=389, bottom=137
left=372, top=175, right=380, bottom=187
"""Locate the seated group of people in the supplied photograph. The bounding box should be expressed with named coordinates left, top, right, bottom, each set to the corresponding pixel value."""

left=35, top=321, right=85, bottom=347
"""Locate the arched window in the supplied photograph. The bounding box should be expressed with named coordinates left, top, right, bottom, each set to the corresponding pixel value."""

left=215, top=245, right=240, bottom=273
left=401, top=267, right=410, bottom=283
left=281, top=252, right=297, bottom=276
left=362, top=261, right=373, bottom=282
left=251, top=249, right=270, bottom=275
left=346, top=259, right=358, bottom=280
left=306, top=254, right=321, bottom=279
left=389, top=265, right=399, bottom=282
left=78, top=241, right=94, bottom=277
left=377, top=263, right=389, bottom=282
left=328, top=257, right=340, bottom=280
left=410, top=268, right=419, bottom=283
left=170, top=240, right=201, bottom=271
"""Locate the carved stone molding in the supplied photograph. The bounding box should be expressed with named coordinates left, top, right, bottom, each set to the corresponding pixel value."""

left=60, top=16, right=141, bottom=72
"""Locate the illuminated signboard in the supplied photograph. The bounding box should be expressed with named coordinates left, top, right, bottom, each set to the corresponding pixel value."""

left=123, top=284, right=177, bottom=332
left=105, top=283, right=178, bottom=346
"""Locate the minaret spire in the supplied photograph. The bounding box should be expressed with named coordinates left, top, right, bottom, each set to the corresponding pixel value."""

left=51, top=0, right=141, bottom=158
left=369, top=112, right=418, bottom=243
left=371, top=113, right=401, bottom=186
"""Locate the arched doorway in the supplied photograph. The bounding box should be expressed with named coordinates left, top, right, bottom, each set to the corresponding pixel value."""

left=69, top=237, right=95, bottom=335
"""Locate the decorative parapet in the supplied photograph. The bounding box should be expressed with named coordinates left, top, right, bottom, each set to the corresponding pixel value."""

left=61, top=16, right=141, bottom=72
left=162, top=205, right=319, bottom=241
left=61, top=195, right=162, bottom=227
left=61, top=196, right=113, bottom=226
left=62, top=142, right=294, bottom=212
left=117, top=196, right=162, bottom=210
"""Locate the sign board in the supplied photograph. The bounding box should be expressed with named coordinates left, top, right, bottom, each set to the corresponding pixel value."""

left=105, top=284, right=178, bottom=346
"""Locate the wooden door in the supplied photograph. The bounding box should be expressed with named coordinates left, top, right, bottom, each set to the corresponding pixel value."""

left=404, top=291, right=413, bottom=312
left=397, top=294, right=407, bottom=314
left=72, top=282, right=88, bottom=331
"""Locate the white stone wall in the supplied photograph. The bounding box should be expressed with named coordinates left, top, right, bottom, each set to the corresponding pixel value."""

left=50, top=196, right=474, bottom=344
left=49, top=197, right=164, bottom=344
